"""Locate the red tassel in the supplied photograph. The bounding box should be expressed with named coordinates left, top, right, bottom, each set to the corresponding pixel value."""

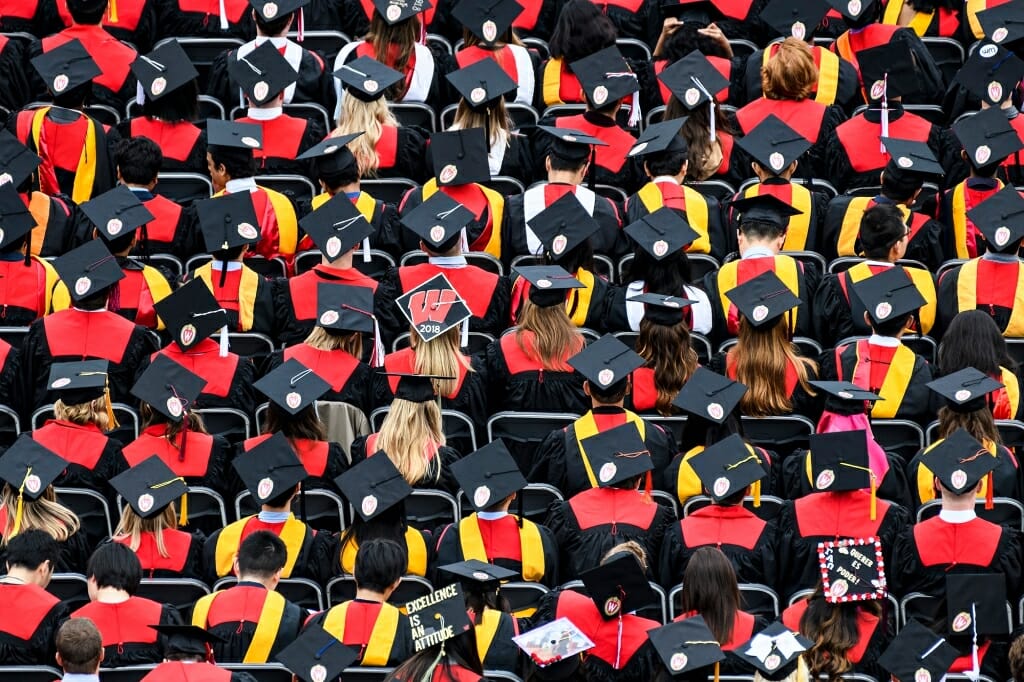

left=642, top=471, right=653, bottom=504
left=986, top=471, right=994, bottom=510
left=108, top=281, right=121, bottom=311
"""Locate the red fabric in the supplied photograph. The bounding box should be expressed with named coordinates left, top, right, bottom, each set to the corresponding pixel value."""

left=834, top=112, right=933, bottom=173
left=568, top=486, right=658, bottom=531
left=142, top=660, right=232, bottom=681
left=114, top=268, right=159, bottom=328
left=0, top=258, right=49, bottom=318
left=376, top=125, right=398, bottom=169
left=42, top=25, right=135, bottom=92
left=957, top=182, right=1001, bottom=259
left=717, top=131, right=734, bottom=174
left=974, top=258, right=1021, bottom=310
left=850, top=340, right=898, bottom=395
left=338, top=599, right=385, bottom=647
left=834, top=24, right=902, bottom=80
left=678, top=505, right=766, bottom=551
left=354, top=41, right=418, bottom=94
left=793, top=490, right=889, bottom=538
left=43, top=309, right=134, bottom=362
left=0, top=583, right=61, bottom=639
left=724, top=258, right=787, bottom=335
left=0, top=0, right=39, bottom=19
left=384, top=347, right=469, bottom=399
left=913, top=516, right=1002, bottom=567
left=499, top=332, right=575, bottom=374
left=203, top=267, right=242, bottom=317
left=630, top=367, right=657, bottom=413
left=32, top=420, right=108, bottom=470
left=513, top=0, right=543, bottom=30
left=950, top=641, right=992, bottom=673
left=283, top=343, right=361, bottom=392
left=176, top=0, right=249, bottom=21
left=156, top=340, right=240, bottom=399
left=122, top=426, right=215, bottom=477
left=238, top=115, right=308, bottom=164
left=674, top=609, right=756, bottom=651
left=554, top=589, right=657, bottom=667
left=473, top=514, right=525, bottom=562
left=725, top=352, right=800, bottom=399
left=398, top=263, right=499, bottom=318
left=456, top=45, right=518, bottom=82
left=130, top=118, right=201, bottom=163
left=223, top=188, right=283, bottom=262
left=140, top=194, right=185, bottom=245
left=202, top=584, right=272, bottom=627
left=0, top=339, right=10, bottom=368
left=287, top=266, right=378, bottom=321
left=16, top=110, right=91, bottom=173
left=235, top=515, right=301, bottom=548
left=557, top=114, right=636, bottom=173
left=736, top=98, right=827, bottom=143
left=243, top=434, right=330, bottom=477
left=114, top=530, right=192, bottom=574
left=72, top=597, right=163, bottom=645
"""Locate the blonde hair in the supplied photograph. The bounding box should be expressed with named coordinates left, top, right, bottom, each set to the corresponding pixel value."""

left=334, top=95, right=398, bottom=177
left=1, top=485, right=80, bottom=544
left=762, top=38, right=818, bottom=101
left=733, top=318, right=817, bottom=416
left=304, top=325, right=363, bottom=358
left=113, top=503, right=178, bottom=558
left=601, top=540, right=648, bottom=571
left=54, top=397, right=110, bottom=431
left=451, top=99, right=511, bottom=147
left=410, top=326, right=474, bottom=398
left=367, top=12, right=419, bottom=100
left=515, top=299, right=584, bottom=370
left=376, top=398, right=446, bottom=485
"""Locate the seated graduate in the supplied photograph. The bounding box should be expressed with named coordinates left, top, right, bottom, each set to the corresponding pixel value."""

left=54, top=618, right=104, bottom=682
left=876, top=619, right=959, bottom=682
left=935, top=311, right=1023, bottom=420
left=0, top=530, right=68, bottom=667
left=647, top=611, right=728, bottom=680
left=143, top=625, right=260, bottom=681
left=732, top=621, right=813, bottom=682
left=0, top=176, right=61, bottom=324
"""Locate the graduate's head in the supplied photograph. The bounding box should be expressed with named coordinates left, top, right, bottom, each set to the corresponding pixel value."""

left=600, top=541, right=647, bottom=570
left=878, top=165, right=925, bottom=205
left=858, top=203, right=909, bottom=262
left=800, top=582, right=881, bottom=676
left=252, top=7, right=295, bottom=36
left=315, top=154, right=361, bottom=195
left=761, top=38, right=818, bottom=102
left=938, top=310, right=1010, bottom=378
left=1009, top=633, right=1024, bottom=682
left=681, top=547, right=741, bottom=644
left=55, top=619, right=103, bottom=675
left=659, top=19, right=730, bottom=62
left=66, top=0, right=107, bottom=24
left=86, top=542, right=142, bottom=597
left=584, top=376, right=630, bottom=405
left=377, top=396, right=446, bottom=487
left=643, top=146, right=689, bottom=181
left=635, top=314, right=698, bottom=418
left=141, top=78, right=199, bottom=123
left=206, top=147, right=256, bottom=186
left=115, top=501, right=178, bottom=550
left=545, top=143, right=590, bottom=183
left=115, top=137, right=162, bottom=189
left=548, top=0, right=617, bottom=63
left=354, top=538, right=406, bottom=596
left=263, top=400, right=327, bottom=443
left=4, top=529, right=60, bottom=586
left=235, top=530, right=287, bottom=585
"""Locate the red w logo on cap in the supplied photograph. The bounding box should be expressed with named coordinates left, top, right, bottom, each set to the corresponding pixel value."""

left=408, top=288, right=458, bottom=325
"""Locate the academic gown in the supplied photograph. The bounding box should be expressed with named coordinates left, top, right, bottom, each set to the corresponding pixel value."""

left=742, top=43, right=860, bottom=112
left=820, top=194, right=945, bottom=271
left=71, top=596, right=182, bottom=667
left=122, top=425, right=233, bottom=499
left=781, top=598, right=892, bottom=681
left=510, top=269, right=610, bottom=332
left=782, top=447, right=912, bottom=509
left=329, top=525, right=434, bottom=578
left=734, top=97, right=845, bottom=179
left=151, top=341, right=259, bottom=416
left=0, top=0, right=61, bottom=36
left=546, top=486, right=674, bottom=579
left=354, top=124, right=429, bottom=185
left=937, top=178, right=1006, bottom=261
left=0, top=340, right=19, bottom=409
left=29, top=26, right=138, bottom=110
left=398, top=182, right=506, bottom=261
left=184, top=262, right=278, bottom=338
left=51, top=257, right=173, bottom=330
left=775, top=490, right=911, bottom=599
left=111, top=529, right=206, bottom=581
left=54, top=0, right=157, bottom=52
left=602, top=280, right=714, bottom=338
left=483, top=330, right=588, bottom=416
left=726, top=178, right=828, bottom=255
left=534, top=112, right=644, bottom=195
left=454, top=43, right=538, bottom=108
left=349, top=435, right=461, bottom=495
left=831, top=23, right=945, bottom=105
left=936, top=256, right=1024, bottom=339
left=434, top=513, right=559, bottom=588
left=154, top=0, right=254, bottom=40
left=0, top=254, right=59, bottom=326
left=0, top=582, right=68, bottom=667
left=203, top=514, right=329, bottom=585
left=303, top=0, right=368, bottom=37
left=0, top=36, right=30, bottom=113
left=240, top=434, right=348, bottom=495
left=191, top=581, right=304, bottom=663
left=709, top=352, right=822, bottom=421
left=534, top=55, right=660, bottom=113
left=128, top=188, right=200, bottom=260
left=652, top=55, right=745, bottom=110
left=439, top=128, right=533, bottom=188
left=208, top=40, right=336, bottom=114
left=141, top=661, right=258, bottom=681
left=333, top=40, right=449, bottom=114
left=22, top=191, right=80, bottom=259
left=675, top=609, right=768, bottom=675
left=305, top=598, right=415, bottom=667
left=120, top=118, right=208, bottom=176
left=906, top=439, right=1023, bottom=509
left=214, top=184, right=298, bottom=264
left=238, top=112, right=326, bottom=179
left=268, top=344, right=373, bottom=417
left=664, top=443, right=779, bottom=507
left=625, top=179, right=729, bottom=261
left=473, top=608, right=521, bottom=674
left=32, top=419, right=125, bottom=512
left=529, top=407, right=675, bottom=498
left=376, top=350, right=487, bottom=432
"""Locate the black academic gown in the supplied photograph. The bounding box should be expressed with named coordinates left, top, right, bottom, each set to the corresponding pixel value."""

left=147, top=342, right=259, bottom=417
left=0, top=0, right=60, bottom=35
left=329, top=525, right=435, bottom=579
left=482, top=331, right=589, bottom=413
left=534, top=112, right=645, bottom=196
left=122, top=427, right=234, bottom=501
left=140, top=661, right=259, bottom=681
left=53, top=0, right=158, bottom=52
left=202, top=515, right=331, bottom=586
left=130, top=188, right=201, bottom=261
left=937, top=178, right=1005, bottom=262
left=434, top=513, right=560, bottom=588
left=239, top=112, right=326, bottom=179
left=120, top=118, right=208, bottom=176
left=0, top=36, right=30, bottom=113
left=820, top=194, right=945, bottom=271
left=32, top=419, right=126, bottom=512
left=70, top=597, right=183, bottom=667
left=725, top=178, right=828, bottom=255
left=22, top=192, right=81, bottom=259
left=182, top=260, right=278, bottom=339
left=935, top=256, right=1024, bottom=339
left=831, top=23, right=945, bottom=106
left=734, top=97, right=845, bottom=179
left=239, top=434, right=349, bottom=496
left=208, top=40, right=336, bottom=114
left=0, top=254, right=59, bottom=326
left=268, top=344, right=373, bottom=417
left=664, top=443, right=779, bottom=508
left=708, top=352, right=822, bottom=422
left=304, top=598, right=416, bottom=667
left=27, top=29, right=138, bottom=111
left=193, top=582, right=304, bottom=663
left=155, top=0, right=255, bottom=40
left=781, top=597, right=892, bottom=681
left=396, top=182, right=506, bottom=261
left=625, top=179, right=729, bottom=262
left=782, top=447, right=912, bottom=509
left=0, top=582, right=68, bottom=667
left=110, top=530, right=206, bottom=581
left=906, top=440, right=1023, bottom=510
left=0, top=341, right=19, bottom=409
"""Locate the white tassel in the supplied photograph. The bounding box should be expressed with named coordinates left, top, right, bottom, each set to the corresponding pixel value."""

left=297, top=8, right=304, bottom=41
left=219, top=325, right=229, bottom=358
left=880, top=74, right=889, bottom=153
left=371, top=317, right=385, bottom=367
left=460, top=319, right=469, bottom=349
left=460, top=227, right=468, bottom=253
left=967, top=603, right=980, bottom=682
left=628, top=90, right=641, bottom=128
left=709, top=99, right=716, bottom=142
left=219, top=0, right=228, bottom=29
left=615, top=615, right=623, bottom=670
left=135, top=82, right=145, bottom=107
left=362, top=237, right=371, bottom=263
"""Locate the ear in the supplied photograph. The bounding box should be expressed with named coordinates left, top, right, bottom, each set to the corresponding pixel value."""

left=878, top=169, right=886, bottom=185
left=55, top=653, right=64, bottom=668
left=862, top=310, right=872, bottom=328
left=583, top=381, right=592, bottom=398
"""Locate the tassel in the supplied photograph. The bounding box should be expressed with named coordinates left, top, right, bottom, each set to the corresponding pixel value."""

left=460, top=227, right=469, bottom=253
left=627, top=90, right=641, bottom=128
left=614, top=614, right=623, bottom=669
left=108, top=281, right=121, bottom=312
left=362, top=236, right=371, bottom=263
left=714, top=662, right=720, bottom=682
left=218, top=261, right=228, bottom=288
left=219, top=325, right=229, bottom=358
left=11, top=468, right=28, bottom=537
left=297, top=8, right=304, bottom=41
left=869, top=473, right=877, bottom=521
left=968, top=603, right=980, bottom=682
left=219, top=0, right=228, bottom=29
left=642, top=470, right=653, bottom=504
left=985, top=471, right=994, bottom=510
left=419, top=642, right=446, bottom=682
left=108, top=0, right=118, bottom=23
left=708, top=98, right=716, bottom=142
left=752, top=480, right=761, bottom=508
left=371, top=317, right=384, bottom=367
left=135, top=82, right=145, bottom=107
left=179, top=493, right=189, bottom=526
left=104, top=386, right=119, bottom=430
left=460, top=319, right=469, bottom=349
left=24, top=225, right=31, bottom=267
left=880, top=75, right=889, bottom=153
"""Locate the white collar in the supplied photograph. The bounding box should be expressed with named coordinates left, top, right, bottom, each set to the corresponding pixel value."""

left=245, top=106, right=282, bottom=120
left=868, top=334, right=901, bottom=348
left=742, top=246, right=777, bottom=259
left=939, top=509, right=977, bottom=524
left=225, top=177, right=258, bottom=194
left=983, top=251, right=1021, bottom=263
left=254, top=35, right=289, bottom=48
left=428, top=255, right=467, bottom=267
left=61, top=675, right=101, bottom=682
left=71, top=306, right=107, bottom=313
left=863, top=260, right=894, bottom=268
left=652, top=175, right=680, bottom=185
left=210, top=261, right=243, bottom=272
left=477, top=511, right=508, bottom=521
left=258, top=510, right=293, bottom=523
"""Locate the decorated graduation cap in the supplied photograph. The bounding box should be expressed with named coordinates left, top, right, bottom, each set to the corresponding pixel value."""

left=315, top=282, right=376, bottom=334
left=396, top=273, right=472, bottom=343
left=0, top=183, right=38, bottom=251
left=570, top=46, right=641, bottom=125
left=0, top=130, right=41, bottom=190
left=52, top=238, right=125, bottom=303
left=514, top=264, right=584, bottom=307
left=953, top=106, right=1024, bottom=170
left=977, top=2, right=1024, bottom=45
left=877, top=619, right=958, bottom=682
left=80, top=186, right=155, bottom=243
left=687, top=433, right=766, bottom=503
left=921, top=427, right=997, bottom=498
left=47, top=360, right=111, bottom=405
left=438, top=559, right=519, bottom=593
left=858, top=40, right=919, bottom=101
left=298, top=190, right=374, bottom=260
left=648, top=616, right=725, bottom=677
left=228, top=40, right=297, bottom=105
left=736, top=114, right=812, bottom=175
left=729, top=193, right=803, bottom=229
left=131, top=40, right=199, bottom=102
left=579, top=422, right=654, bottom=489
left=817, top=537, right=886, bottom=603
left=536, top=124, right=608, bottom=164
left=405, top=582, right=474, bottom=651
left=430, top=128, right=491, bottom=186
left=955, top=41, right=1024, bottom=106
left=513, top=617, right=595, bottom=671
left=946, top=572, right=1009, bottom=636
left=627, top=118, right=687, bottom=159
left=967, top=184, right=1024, bottom=251
left=150, top=625, right=225, bottom=658
left=195, top=192, right=262, bottom=254
left=233, top=431, right=307, bottom=504
left=380, top=372, right=451, bottom=403
left=627, top=292, right=695, bottom=327
left=880, top=137, right=944, bottom=176
left=336, top=452, right=413, bottom=521
left=400, top=191, right=475, bottom=251
left=927, top=367, right=1003, bottom=414
left=206, top=118, right=263, bottom=151
left=568, top=334, right=644, bottom=391
left=672, top=367, right=747, bottom=424
left=851, top=266, right=927, bottom=327
left=451, top=440, right=527, bottom=512
left=372, top=0, right=432, bottom=24
left=131, top=354, right=207, bottom=423
left=335, top=56, right=404, bottom=101
left=254, top=358, right=331, bottom=415
left=734, top=621, right=812, bottom=681
left=296, top=132, right=363, bottom=177
left=724, top=270, right=801, bottom=329
left=658, top=50, right=729, bottom=111
left=0, top=436, right=67, bottom=535
left=527, top=191, right=600, bottom=259
left=446, top=57, right=517, bottom=110
left=759, top=0, right=829, bottom=40
left=110, top=455, right=188, bottom=519
left=823, top=0, right=877, bottom=22
left=31, top=39, right=102, bottom=95
left=154, top=278, right=229, bottom=351
left=274, top=624, right=359, bottom=682
left=580, top=550, right=656, bottom=620
left=452, top=0, right=522, bottom=44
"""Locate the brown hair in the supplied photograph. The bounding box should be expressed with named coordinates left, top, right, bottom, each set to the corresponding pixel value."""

left=800, top=586, right=882, bottom=680
left=636, top=318, right=698, bottom=415
left=681, top=547, right=740, bottom=646
left=600, top=540, right=648, bottom=571
left=262, top=402, right=327, bottom=443
left=762, top=38, right=818, bottom=101
left=56, top=618, right=103, bottom=674
left=515, top=299, right=585, bottom=371
left=54, top=397, right=110, bottom=431
left=732, top=318, right=817, bottom=416
left=937, top=405, right=1002, bottom=447
left=367, top=12, right=419, bottom=101
left=113, top=503, right=178, bottom=557
left=1009, top=633, right=1024, bottom=682
left=140, top=404, right=210, bottom=446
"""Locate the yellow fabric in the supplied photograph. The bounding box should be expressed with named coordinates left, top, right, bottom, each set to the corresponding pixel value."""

left=761, top=48, right=839, bottom=105
left=838, top=200, right=916, bottom=257
left=191, top=589, right=287, bottom=663
left=680, top=443, right=761, bottom=504
left=23, top=254, right=60, bottom=314
left=716, top=256, right=801, bottom=331
left=421, top=180, right=504, bottom=258
left=844, top=262, right=936, bottom=335
left=340, top=526, right=428, bottom=577
left=854, top=343, right=916, bottom=419
left=31, top=107, right=97, bottom=204
left=966, top=0, right=988, bottom=38
left=458, top=514, right=547, bottom=583
left=313, top=190, right=377, bottom=218
left=951, top=180, right=1004, bottom=260
left=637, top=182, right=711, bottom=254
left=28, top=193, right=53, bottom=258
left=542, top=58, right=565, bottom=106
left=882, top=0, right=934, bottom=35
left=1002, top=366, right=1020, bottom=418
left=572, top=410, right=647, bottom=487
left=214, top=516, right=305, bottom=578
left=141, top=265, right=172, bottom=330
left=195, top=262, right=260, bottom=331
left=265, top=187, right=298, bottom=257
left=956, top=258, right=1024, bottom=337
left=915, top=437, right=997, bottom=503
left=567, top=267, right=595, bottom=327
left=322, top=601, right=401, bottom=667
left=475, top=609, right=504, bottom=665
left=742, top=182, right=813, bottom=251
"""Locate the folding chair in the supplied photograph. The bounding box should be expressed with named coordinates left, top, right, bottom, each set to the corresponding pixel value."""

left=47, top=573, right=90, bottom=611
left=0, top=326, right=30, bottom=350
left=33, top=404, right=140, bottom=445
left=55, top=488, right=112, bottom=541
left=521, top=37, right=550, bottom=60
left=485, top=176, right=526, bottom=196
left=616, top=38, right=652, bottom=62
left=404, top=489, right=459, bottom=531
left=155, top=36, right=245, bottom=89
left=922, top=37, right=965, bottom=86
left=236, top=488, right=347, bottom=532
left=194, top=407, right=252, bottom=444
left=137, top=578, right=210, bottom=615
left=688, top=255, right=721, bottom=284
left=593, top=184, right=628, bottom=204
left=223, top=664, right=295, bottom=682
left=285, top=29, right=350, bottom=61
left=84, top=104, right=121, bottom=125
left=646, top=417, right=689, bottom=447
left=686, top=180, right=737, bottom=202
left=338, top=668, right=395, bottom=682
left=740, top=415, right=815, bottom=456
left=215, top=576, right=324, bottom=611
left=487, top=411, right=580, bottom=471
left=399, top=250, right=504, bottom=275
left=691, top=334, right=713, bottom=364
left=0, top=667, right=69, bottom=682
left=361, top=178, right=419, bottom=204
left=739, top=583, right=780, bottom=619
left=870, top=419, right=925, bottom=462
left=485, top=673, right=524, bottom=682
left=198, top=94, right=226, bottom=120
left=179, top=486, right=228, bottom=536
left=916, top=497, right=1024, bottom=530
left=645, top=105, right=665, bottom=127
left=146, top=253, right=183, bottom=280
left=227, top=332, right=276, bottom=358
left=502, top=581, right=549, bottom=618
left=257, top=175, right=317, bottom=204
left=507, top=103, right=540, bottom=130
left=0, top=405, right=20, bottom=447
left=327, top=575, right=433, bottom=609
left=155, top=173, right=213, bottom=205
left=352, top=249, right=397, bottom=280
left=389, top=102, right=436, bottom=132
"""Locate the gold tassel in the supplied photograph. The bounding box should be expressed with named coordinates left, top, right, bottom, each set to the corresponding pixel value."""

left=179, top=493, right=189, bottom=526
left=752, top=480, right=761, bottom=508
left=104, top=385, right=119, bottom=431
left=985, top=471, right=994, bottom=510
left=108, top=0, right=118, bottom=22
left=869, top=474, right=877, bottom=521
left=11, top=467, right=30, bottom=537
left=714, top=662, right=720, bottom=682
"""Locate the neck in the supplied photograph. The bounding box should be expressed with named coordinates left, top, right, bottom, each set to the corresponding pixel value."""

left=592, top=401, right=624, bottom=410
left=237, top=574, right=273, bottom=589
left=325, top=250, right=355, bottom=269
left=2, top=567, right=39, bottom=585
left=651, top=174, right=684, bottom=185
left=547, top=171, right=582, bottom=185
left=355, top=587, right=388, bottom=603
left=941, top=490, right=978, bottom=512
left=339, top=181, right=360, bottom=195
left=94, top=586, right=131, bottom=603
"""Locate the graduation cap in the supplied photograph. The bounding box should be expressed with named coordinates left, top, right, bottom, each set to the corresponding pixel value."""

left=977, top=2, right=1024, bottom=45
left=298, top=190, right=374, bottom=260
left=380, top=372, right=451, bottom=402
left=130, top=354, right=208, bottom=423
left=953, top=106, right=1024, bottom=169
left=335, top=452, right=413, bottom=521
left=452, top=0, right=522, bottom=44
left=296, top=132, right=363, bottom=177
left=580, top=550, right=656, bottom=619
left=657, top=50, right=730, bottom=110
left=430, top=128, right=491, bottom=186
left=0, top=130, right=41, bottom=190
left=569, top=46, right=639, bottom=109
left=396, top=273, right=472, bottom=343
left=568, top=334, right=644, bottom=390
left=817, top=537, right=887, bottom=603
left=31, top=39, right=102, bottom=95
left=249, top=0, right=309, bottom=21
left=229, top=40, right=297, bottom=105
left=254, top=358, right=331, bottom=415
left=52, top=239, right=125, bottom=303
left=514, top=264, right=584, bottom=308
left=687, top=433, right=766, bottom=503
left=154, top=279, right=228, bottom=350
left=946, top=572, right=1009, bottom=636
left=315, top=282, right=376, bottom=334
left=966, top=184, right=1024, bottom=251
left=736, top=114, right=812, bottom=174
left=131, top=40, right=199, bottom=102
left=729, top=194, right=803, bottom=229
left=579, top=422, right=653, bottom=488
left=400, top=191, right=475, bottom=251
left=80, top=186, right=155, bottom=243
left=877, top=619, right=958, bottom=682
left=405, top=582, right=474, bottom=648
left=648, top=616, right=726, bottom=676
left=535, top=124, right=608, bottom=164
left=149, top=625, right=225, bottom=658
left=451, top=440, right=527, bottom=512
left=927, top=367, right=1003, bottom=414
left=234, top=431, right=307, bottom=504
left=734, top=621, right=813, bottom=681
left=195, top=193, right=262, bottom=253
left=672, top=367, right=747, bottom=424
left=0, top=183, right=38, bottom=250
left=823, top=0, right=877, bottom=22
left=850, top=266, right=927, bottom=326
left=627, top=118, right=687, bottom=158
left=0, top=435, right=67, bottom=537
left=446, top=56, right=517, bottom=109
left=274, top=624, right=359, bottom=682
left=527, top=192, right=600, bottom=259
left=372, top=0, right=432, bottom=25
left=206, top=118, right=263, bottom=150
left=626, top=292, right=695, bottom=327
left=810, top=380, right=883, bottom=413
left=47, top=360, right=110, bottom=405
left=955, top=41, right=1024, bottom=106
left=110, top=455, right=188, bottom=519
left=438, top=559, right=519, bottom=592
left=808, top=430, right=875, bottom=493
left=759, top=0, right=829, bottom=40
left=512, top=618, right=595, bottom=669
left=921, top=427, right=996, bottom=496
left=724, top=270, right=801, bottom=329
left=858, top=41, right=919, bottom=100
left=880, top=137, right=944, bottom=176
left=335, top=56, right=404, bottom=102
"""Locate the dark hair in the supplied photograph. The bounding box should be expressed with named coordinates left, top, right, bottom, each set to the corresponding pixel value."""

left=801, top=584, right=881, bottom=680
left=56, top=619, right=103, bottom=674
left=547, top=146, right=589, bottom=172
left=587, top=377, right=629, bottom=404
left=75, top=288, right=111, bottom=311
left=644, top=149, right=689, bottom=178
left=264, top=484, right=301, bottom=510
left=254, top=8, right=294, bottom=35
left=548, top=0, right=617, bottom=62
left=739, top=218, right=786, bottom=242
left=353, top=538, right=406, bottom=592
left=5, top=528, right=61, bottom=570
left=544, top=239, right=594, bottom=274
left=857, top=203, right=906, bottom=259
left=86, top=542, right=142, bottom=593
left=679, top=413, right=744, bottom=452
left=53, top=82, right=91, bottom=109
left=880, top=166, right=924, bottom=203
left=263, top=402, right=327, bottom=442
left=67, top=0, right=106, bottom=24
left=939, top=310, right=1015, bottom=374
left=317, top=161, right=361, bottom=191
left=870, top=311, right=913, bottom=337
left=681, top=547, right=740, bottom=646
left=627, top=247, right=693, bottom=293
left=208, top=146, right=256, bottom=180
left=210, top=244, right=246, bottom=260
left=141, top=79, right=199, bottom=122
left=341, top=501, right=407, bottom=550
left=237, top=530, right=287, bottom=578
left=385, top=624, right=483, bottom=682
left=660, top=21, right=730, bottom=61
left=102, top=232, right=136, bottom=255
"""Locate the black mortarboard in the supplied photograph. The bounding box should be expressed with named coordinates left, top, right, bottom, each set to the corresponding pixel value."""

left=195, top=193, right=261, bottom=253
left=688, top=434, right=766, bottom=502
left=446, top=57, right=517, bottom=109
left=568, top=334, right=644, bottom=390
left=396, top=273, right=472, bottom=342
left=569, top=46, right=639, bottom=109
left=110, top=456, right=188, bottom=518
left=400, top=191, right=475, bottom=250
left=0, top=436, right=66, bottom=501
left=627, top=118, right=688, bottom=158
left=298, top=190, right=374, bottom=259
left=131, top=40, right=199, bottom=102
left=451, top=440, right=527, bottom=511
left=627, top=292, right=695, bottom=326
left=131, top=354, right=208, bottom=422
left=946, top=573, right=1009, bottom=636
left=878, top=619, right=958, bottom=682
left=52, top=239, right=125, bottom=302
left=274, top=624, right=359, bottom=682
left=80, top=186, right=155, bottom=243
left=736, top=114, right=812, bottom=174
left=527, top=192, right=600, bottom=259
left=335, top=453, right=412, bottom=521
left=439, top=559, right=519, bottom=592
left=430, top=129, right=491, bottom=186
left=536, top=125, right=608, bottom=164
left=760, top=0, right=829, bottom=39
left=0, top=184, right=37, bottom=250
left=405, top=583, right=473, bottom=647
left=31, top=39, right=101, bottom=95
left=953, top=106, right=1024, bottom=169
left=729, top=194, right=803, bottom=228
left=47, top=360, right=110, bottom=405
left=810, top=380, right=883, bottom=410
left=580, top=551, right=656, bottom=619
left=233, top=432, right=306, bottom=503
left=315, top=282, right=376, bottom=334
left=648, top=616, right=726, bottom=676
left=372, top=0, right=432, bottom=24
left=657, top=50, right=730, bottom=110
left=858, top=41, right=919, bottom=100
left=228, top=40, right=297, bottom=105
left=927, top=367, right=1003, bottom=414
left=824, top=0, right=877, bottom=21
left=967, top=184, right=1024, bottom=251
left=254, top=358, right=331, bottom=415
left=452, top=0, right=523, bottom=44
left=206, top=118, right=263, bottom=150
left=150, top=625, right=224, bottom=657
left=335, top=56, right=404, bottom=102
left=154, top=279, right=228, bottom=350
left=724, top=270, right=801, bottom=328
left=0, top=130, right=41, bottom=190
left=249, top=0, right=309, bottom=20
left=881, top=137, right=944, bottom=176
left=817, top=538, right=887, bottom=602
left=921, top=427, right=996, bottom=494
left=514, top=264, right=584, bottom=307
left=380, top=372, right=450, bottom=402
left=851, top=266, right=927, bottom=326
left=672, top=367, right=747, bottom=424
left=580, top=422, right=653, bottom=487
left=296, top=132, right=362, bottom=177
left=808, top=430, right=873, bottom=492
left=977, top=2, right=1024, bottom=45
left=734, top=622, right=812, bottom=681
left=955, top=42, right=1024, bottom=106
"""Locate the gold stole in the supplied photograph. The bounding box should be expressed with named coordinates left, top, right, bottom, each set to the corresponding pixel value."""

left=573, top=410, right=647, bottom=487
left=322, top=601, right=401, bottom=666
left=956, top=259, right=1024, bottom=337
